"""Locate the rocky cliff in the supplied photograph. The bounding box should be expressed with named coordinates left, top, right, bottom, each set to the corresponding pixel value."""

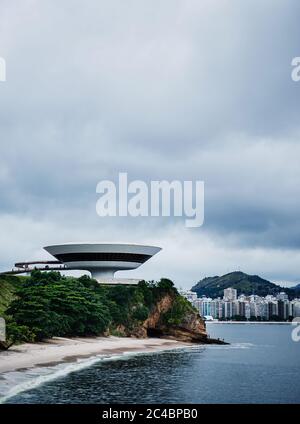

left=126, top=293, right=225, bottom=344
left=142, top=293, right=207, bottom=342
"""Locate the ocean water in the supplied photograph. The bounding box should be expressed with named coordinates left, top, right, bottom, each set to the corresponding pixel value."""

left=1, top=323, right=300, bottom=404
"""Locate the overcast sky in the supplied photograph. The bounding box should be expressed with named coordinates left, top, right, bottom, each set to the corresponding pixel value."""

left=0, top=0, right=300, bottom=288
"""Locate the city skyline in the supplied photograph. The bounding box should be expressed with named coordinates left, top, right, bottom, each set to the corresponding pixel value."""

left=181, top=287, right=300, bottom=321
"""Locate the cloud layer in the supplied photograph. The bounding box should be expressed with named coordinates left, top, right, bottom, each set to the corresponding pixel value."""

left=1, top=0, right=300, bottom=287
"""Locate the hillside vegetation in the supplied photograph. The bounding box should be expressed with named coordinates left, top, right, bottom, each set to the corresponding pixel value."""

left=0, top=270, right=207, bottom=349
left=192, top=271, right=295, bottom=298
left=291, top=283, right=300, bottom=295
left=0, top=275, right=24, bottom=315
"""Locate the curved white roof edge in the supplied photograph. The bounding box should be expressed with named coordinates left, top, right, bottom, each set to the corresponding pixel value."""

left=44, top=242, right=162, bottom=250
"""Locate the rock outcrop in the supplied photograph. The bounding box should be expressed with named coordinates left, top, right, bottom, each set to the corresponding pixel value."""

left=128, top=293, right=226, bottom=344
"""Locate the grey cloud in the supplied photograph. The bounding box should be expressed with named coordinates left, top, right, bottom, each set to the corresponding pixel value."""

left=0, top=0, right=300, bottom=286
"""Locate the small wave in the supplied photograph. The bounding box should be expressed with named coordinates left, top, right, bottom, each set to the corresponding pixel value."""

left=188, top=342, right=255, bottom=351
left=0, top=354, right=121, bottom=404
left=0, top=346, right=185, bottom=403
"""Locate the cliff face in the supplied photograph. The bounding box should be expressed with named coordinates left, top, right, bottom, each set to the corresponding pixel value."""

left=130, top=293, right=208, bottom=343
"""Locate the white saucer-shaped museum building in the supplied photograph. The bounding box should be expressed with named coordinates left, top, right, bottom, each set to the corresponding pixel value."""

left=44, top=243, right=161, bottom=284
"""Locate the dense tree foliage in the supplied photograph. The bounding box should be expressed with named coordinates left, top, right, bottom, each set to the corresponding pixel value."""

left=0, top=275, right=24, bottom=315
left=0, top=271, right=186, bottom=347
left=7, top=271, right=111, bottom=340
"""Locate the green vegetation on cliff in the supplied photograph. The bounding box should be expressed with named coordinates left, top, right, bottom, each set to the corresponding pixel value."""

left=0, top=271, right=198, bottom=348
left=192, top=271, right=295, bottom=298
left=163, top=295, right=196, bottom=326
left=0, top=275, right=24, bottom=315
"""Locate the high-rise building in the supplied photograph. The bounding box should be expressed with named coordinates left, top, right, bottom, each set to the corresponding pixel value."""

left=201, top=297, right=212, bottom=317
left=238, top=301, right=246, bottom=318
left=179, top=290, right=198, bottom=303
left=232, top=300, right=240, bottom=317
left=278, top=300, right=285, bottom=320
left=261, top=302, right=269, bottom=320
left=222, top=301, right=233, bottom=319
left=250, top=301, right=257, bottom=318
left=223, top=287, right=237, bottom=301
left=277, top=292, right=289, bottom=301
left=293, top=301, right=300, bottom=317
left=278, top=300, right=289, bottom=320
left=245, top=302, right=251, bottom=319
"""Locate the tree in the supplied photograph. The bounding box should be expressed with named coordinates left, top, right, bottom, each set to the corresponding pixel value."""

left=132, top=305, right=149, bottom=322
left=157, top=278, right=175, bottom=291
left=7, top=272, right=111, bottom=340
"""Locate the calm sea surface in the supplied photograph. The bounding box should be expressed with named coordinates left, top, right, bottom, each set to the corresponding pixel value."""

left=3, top=324, right=300, bottom=404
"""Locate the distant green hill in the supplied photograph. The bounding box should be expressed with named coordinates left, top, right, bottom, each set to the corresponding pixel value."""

left=291, top=283, right=300, bottom=295
left=191, top=271, right=295, bottom=298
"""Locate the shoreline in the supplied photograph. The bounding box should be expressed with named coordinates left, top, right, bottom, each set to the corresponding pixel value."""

left=0, top=336, right=193, bottom=374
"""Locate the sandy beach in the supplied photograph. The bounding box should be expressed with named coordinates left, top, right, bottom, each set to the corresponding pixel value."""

left=0, top=336, right=191, bottom=374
